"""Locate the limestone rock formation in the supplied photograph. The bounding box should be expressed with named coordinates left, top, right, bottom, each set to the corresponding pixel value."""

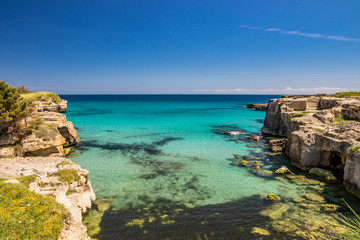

left=0, top=99, right=80, bottom=157
left=0, top=157, right=96, bottom=240
left=269, top=138, right=288, bottom=152
left=33, top=99, right=68, bottom=113
left=246, top=103, right=268, bottom=111
left=261, top=95, right=360, bottom=197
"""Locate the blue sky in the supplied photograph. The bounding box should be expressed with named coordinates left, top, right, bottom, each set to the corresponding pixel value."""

left=1, top=0, right=360, bottom=94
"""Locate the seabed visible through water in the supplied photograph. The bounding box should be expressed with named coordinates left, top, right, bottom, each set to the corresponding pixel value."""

left=62, top=95, right=359, bottom=240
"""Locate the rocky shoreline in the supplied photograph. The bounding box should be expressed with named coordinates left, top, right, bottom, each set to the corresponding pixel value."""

left=260, top=95, right=360, bottom=197
left=0, top=97, right=95, bottom=239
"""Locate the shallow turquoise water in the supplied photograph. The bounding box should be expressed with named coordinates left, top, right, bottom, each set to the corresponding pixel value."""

left=62, top=95, right=308, bottom=239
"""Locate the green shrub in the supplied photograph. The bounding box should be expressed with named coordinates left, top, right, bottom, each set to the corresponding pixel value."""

left=56, top=169, right=80, bottom=184
left=314, top=128, right=325, bottom=133
left=32, top=123, right=59, bottom=140
left=16, top=175, right=37, bottom=187
left=289, top=112, right=309, bottom=118
left=0, top=81, right=29, bottom=125
left=56, top=160, right=72, bottom=167
left=66, top=188, right=78, bottom=196
left=28, top=118, right=43, bottom=131
left=349, top=145, right=360, bottom=153
left=21, top=92, right=61, bottom=103
left=330, top=92, right=360, bottom=98
left=0, top=182, right=68, bottom=240
left=14, top=85, right=33, bottom=94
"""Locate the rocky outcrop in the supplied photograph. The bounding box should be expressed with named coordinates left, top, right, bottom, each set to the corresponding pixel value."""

left=0, top=157, right=96, bottom=240
left=269, top=138, right=288, bottom=152
left=0, top=99, right=80, bottom=157
left=34, top=100, right=68, bottom=113
left=261, top=96, right=360, bottom=197
left=246, top=103, right=268, bottom=111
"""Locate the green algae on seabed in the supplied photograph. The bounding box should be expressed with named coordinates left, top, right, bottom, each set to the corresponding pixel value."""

left=66, top=96, right=360, bottom=239
left=83, top=209, right=104, bottom=237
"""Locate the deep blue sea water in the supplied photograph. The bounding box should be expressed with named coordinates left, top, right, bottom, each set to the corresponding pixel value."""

left=60, top=95, right=348, bottom=239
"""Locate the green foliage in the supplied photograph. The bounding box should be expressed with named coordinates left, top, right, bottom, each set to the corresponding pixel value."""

left=56, top=160, right=72, bottom=167
left=349, top=145, right=360, bottom=153
left=0, top=182, right=68, bottom=240
left=333, top=116, right=348, bottom=124
left=340, top=200, right=360, bottom=240
left=21, top=92, right=61, bottom=103
left=313, top=128, right=325, bottom=133
left=331, top=92, right=360, bottom=98
left=56, top=169, right=80, bottom=184
left=14, top=85, right=33, bottom=94
left=28, top=118, right=43, bottom=131
left=66, top=188, right=78, bottom=196
left=32, top=123, right=59, bottom=140
left=289, top=112, right=309, bottom=118
left=16, top=175, right=37, bottom=187
left=0, top=81, right=29, bottom=124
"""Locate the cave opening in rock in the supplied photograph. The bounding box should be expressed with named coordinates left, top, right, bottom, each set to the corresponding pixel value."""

left=328, top=151, right=345, bottom=180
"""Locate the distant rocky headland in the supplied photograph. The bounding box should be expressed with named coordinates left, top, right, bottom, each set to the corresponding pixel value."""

left=0, top=81, right=95, bottom=239
left=259, top=92, right=360, bottom=198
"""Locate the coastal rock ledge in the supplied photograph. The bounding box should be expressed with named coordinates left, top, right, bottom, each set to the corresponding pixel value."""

left=0, top=157, right=96, bottom=240
left=0, top=99, right=80, bottom=158
left=261, top=96, right=360, bottom=197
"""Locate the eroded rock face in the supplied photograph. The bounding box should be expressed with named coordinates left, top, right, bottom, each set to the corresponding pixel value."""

left=0, top=157, right=96, bottom=240
left=269, top=138, right=288, bottom=152
left=37, top=112, right=80, bottom=147
left=261, top=96, right=360, bottom=197
left=34, top=100, right=68, bottom=113
left=0, top=100, right=80, bottom=157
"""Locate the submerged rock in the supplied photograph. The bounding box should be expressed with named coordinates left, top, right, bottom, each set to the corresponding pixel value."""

left=125, top=219, right=145, bottom=228
left=256, top=169, right=274, bottom=177
left=309, top=167, right=337, bottom=182
left=292, top=197, right=306, bottom=203
left=94, top=197, right=114, bottom=212
left=251, top=227, right=270, bottom=236
left=266, top=193, right=281, bottom=201
left=245, top=135, right=260, bottom=141
left=240, top=160, right=248, bottom=166
left=223, top=131, right=244, bottom=135
left=304, top=193, right=325, bottom=203
left=321, top=204, right=340, bottom=212
left=234, top=154, right=241, bottom=159
left=275, top=166, right=292, bottom=175
left=82, top=209, right=104, bottom=237
left=261, top=203, right=290, bottom=219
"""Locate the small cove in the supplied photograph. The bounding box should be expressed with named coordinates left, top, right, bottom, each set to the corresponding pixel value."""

left=63, top=95, right=360, bottom=239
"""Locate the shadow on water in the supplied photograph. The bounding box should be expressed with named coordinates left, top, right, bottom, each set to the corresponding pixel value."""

left=254, top=119, right=264, bottom=124
left=95, top=195, right=294, bottom=240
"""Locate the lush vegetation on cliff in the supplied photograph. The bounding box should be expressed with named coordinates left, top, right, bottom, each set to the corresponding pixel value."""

left=0, top=182, right=68, bottom=240
left=21, top=92, right=61, bottom=103
left=330, top=92, right=360, bottom=98
left=0, top=81, right=29, bottom=125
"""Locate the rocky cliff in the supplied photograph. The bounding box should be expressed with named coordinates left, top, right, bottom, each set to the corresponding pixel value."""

left=0, top=99, right=79, bottom=157
left=0, top=157, right=96, bottom=240
left=261, top=96, right=360, bottom=197
left=0, top=96, right=94, bottom=239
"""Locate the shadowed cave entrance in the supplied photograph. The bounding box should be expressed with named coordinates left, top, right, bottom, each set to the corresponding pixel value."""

left=321, top=150, right=345, bottom=180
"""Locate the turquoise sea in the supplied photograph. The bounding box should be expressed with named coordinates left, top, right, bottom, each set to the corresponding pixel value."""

left=62, top=95, right=356, bottom=240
